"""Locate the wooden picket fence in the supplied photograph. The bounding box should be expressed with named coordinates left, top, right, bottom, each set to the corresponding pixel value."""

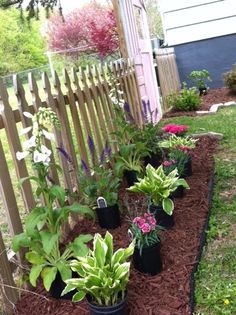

left=0, top=59, right=143, bottom=314
left=155, top=48, right=181, bottom=112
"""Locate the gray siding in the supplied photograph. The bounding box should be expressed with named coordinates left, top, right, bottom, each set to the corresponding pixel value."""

left=173, top=34, right=236, bottom=88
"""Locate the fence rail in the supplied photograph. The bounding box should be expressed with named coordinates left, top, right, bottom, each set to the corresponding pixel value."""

left=0, top=59, right=143, bottom=314
left=155, top=47, right=181, bottom=112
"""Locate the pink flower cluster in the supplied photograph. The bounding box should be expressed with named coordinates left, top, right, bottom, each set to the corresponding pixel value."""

left=133, top=213, right=156, bottom=234
left=162, top=124, right=189, bottom=135
left=163, top=159, right=176, bottom=168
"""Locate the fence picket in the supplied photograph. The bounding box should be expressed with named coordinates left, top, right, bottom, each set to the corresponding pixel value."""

left=42, top=72, right=73, bottom=193
left=63, top=69, right=89, bottom=167
left=0, top=80, right=35, bottom=212
left=0, top=231, right=18, bottom=315
left=28, top=73, right=60, bottom=186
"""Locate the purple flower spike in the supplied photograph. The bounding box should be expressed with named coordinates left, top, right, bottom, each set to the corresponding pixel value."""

left=124, top=102, right=131, bottom=113
left=105, top=142, right=112, bottom=158
left=88, top=135, right=95, bottom=156
left=147, top=100, right=151, bottom=116
left=100, top=149, right=105, bottom=165
left=142, top=99, right=147, bottom=116
left=57, top=147, right=73, bottom=164
left=81, top=159, right=90, bottom=176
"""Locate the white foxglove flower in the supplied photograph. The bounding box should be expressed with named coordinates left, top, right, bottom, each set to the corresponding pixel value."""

left=19, top=126, right=33, bottom=136
left=23, top=136, right=36, bottom=150
left=23, top=111, right=33, bottom=119
left=41, top=145, right=51, bottom=157
left=117, top=90, right=124, bottom=95
left=16, top=151, right=29, bottom=160
left=110, top=96, right=119, bottom=105
left=42, top=129, right=55, bottom=141
left=33, top=149, right=51, bottom=165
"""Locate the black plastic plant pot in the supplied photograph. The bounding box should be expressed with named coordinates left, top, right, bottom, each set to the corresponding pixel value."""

left=50, top=271, right=77, bottom=300
left=149, top=204, right=174, bottom=229
left=133, top=242, right=162, bottom=276
left=171, top=185, right=184, bottom=198
left=144, top=152, right=161, bottom=168
left=86, top=292, right=128, bottom=315
left=183, top=157, right=192, bottom=177
left=199, top=86, right=208, bottom=95
left=96, top=204, right=121, bottom=229
left=124, top=170, right=137, bottom=187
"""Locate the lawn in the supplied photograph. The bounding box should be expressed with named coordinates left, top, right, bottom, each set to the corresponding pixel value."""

left=161, top=106, right=236, bottom=315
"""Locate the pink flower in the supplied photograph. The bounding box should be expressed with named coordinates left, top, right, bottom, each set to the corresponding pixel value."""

left=133, top=217, right=141, bottom=224
left=148, top=217, right=156, bottom=226
left=141, top=223, right=151, bottom=234
left=162, top=124, right=189, bottom=135
left=163, top=160, right=172, bottom=167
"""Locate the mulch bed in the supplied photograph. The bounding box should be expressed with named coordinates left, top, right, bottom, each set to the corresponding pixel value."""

left=14, top=136, right=218, bottom=315
left=163, top=87, right=236, bottom=118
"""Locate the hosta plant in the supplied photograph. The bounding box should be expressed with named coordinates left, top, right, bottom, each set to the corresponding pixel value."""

left=127, top=164, right=189, bottom=215
left=62, top=231, right=135, bottom=306
left=159, top=134, right=198, bottom=152
left=13, top=107, right=94, bottom=291
left=189, top=69, right=212, bottom=92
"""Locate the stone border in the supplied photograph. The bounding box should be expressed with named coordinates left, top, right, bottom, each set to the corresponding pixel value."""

left=196, top=101, right=236, bottom=115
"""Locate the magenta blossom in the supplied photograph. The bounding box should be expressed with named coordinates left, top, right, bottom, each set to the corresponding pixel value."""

left=162, top=124, right=189, bottom=135
left=141, top=223, right=151, bottom=234
left=163, top=159, right=176, bottom=168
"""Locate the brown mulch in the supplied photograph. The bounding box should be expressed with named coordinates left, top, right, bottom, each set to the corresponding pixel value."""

left=163, top=87, right=236, bottom=118
left=14, top=137, right=218, bottom=315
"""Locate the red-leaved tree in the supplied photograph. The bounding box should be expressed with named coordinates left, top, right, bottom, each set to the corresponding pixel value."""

left=46, top=3, right=119, bottom=58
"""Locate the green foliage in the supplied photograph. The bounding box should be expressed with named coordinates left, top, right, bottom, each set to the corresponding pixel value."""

left=189, top=69, right=212, bottom=90
left=144, top=0, right=163, bottom=37
left=78, top=163, right=121, bottom=208
left=167, top=83, right=201, bottom=111
left=0, top=8, right=47, bottom=76
left=62, top=231, right=135, bottom=306
left=223, top=64, right=236, bottom=93
left=127, top=164, right=189, bottom=215
left=159, top=134, right=198, bottom=150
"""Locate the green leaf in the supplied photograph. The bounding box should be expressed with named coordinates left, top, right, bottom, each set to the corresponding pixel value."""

left=71, top=234, right=93, bottom=257
left=162, top=198, right=174, bottom=215
left=72, top=291, right=86, bottom=302
left=104, top=231, right=113, bottom=261
left=41, top=266, right=57, bottom=291
left=25, top=207, right=47, bottom=235
left=57, top=261, right=72, bottom=281
left=50, top=185, right=66, bottom=206
left=29, top=265, right=43, bottom=287
left=66, top=203, right=95, bottom=219
left=61, top=283, right=77, bottom=296
left=94, top=234, right=108, bottom=267
left=26, top=251, right=46, bottom=265
left=114, top=262, right=130, bottom=280
left=175, top=178, right=190, bottom=189
left=12, top=233, right=29, bottom=252
left=40, top=231, right=59, bottom=255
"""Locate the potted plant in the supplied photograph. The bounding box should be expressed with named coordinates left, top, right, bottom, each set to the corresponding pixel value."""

left=159, top=135, right=198, bottom=177
left=128, top=207, right=163, bottom=276
left=114, top=143, right=146, bottom=187
left=127, top=164, right=189, bottom=229
left=162, top=154, right=190, bottom=198
left=189, top=69, right=212, bottom=95
left=62, top=231, right=135, bottom=315
left=13, top=107, right=95, bottom=298
left=79, top=157, right=122, bottom=229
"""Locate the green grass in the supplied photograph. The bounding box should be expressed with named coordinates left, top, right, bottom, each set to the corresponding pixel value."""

left=161, top=106, right=236, bottom=315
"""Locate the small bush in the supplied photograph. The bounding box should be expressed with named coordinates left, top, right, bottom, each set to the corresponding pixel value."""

left=223, top=64, right=236, bottom=93
left=167, top=83, right=201, bottom=111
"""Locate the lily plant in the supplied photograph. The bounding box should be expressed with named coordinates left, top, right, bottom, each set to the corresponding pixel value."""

left=13, top=107, right=94, bottom=292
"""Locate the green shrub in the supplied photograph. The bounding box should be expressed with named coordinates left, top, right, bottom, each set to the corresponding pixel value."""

left=167, top=83, right=201, bottom=111
left=223, top=64, right=236, bottom=93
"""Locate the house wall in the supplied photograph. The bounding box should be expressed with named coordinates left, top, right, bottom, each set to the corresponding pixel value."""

left=173, top=33, right=236, bottom=88
left=159, top=0, right=236, bottom=46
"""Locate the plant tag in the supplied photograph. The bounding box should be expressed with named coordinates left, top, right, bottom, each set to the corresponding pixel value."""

left=97, top=197, right=107, bottom=208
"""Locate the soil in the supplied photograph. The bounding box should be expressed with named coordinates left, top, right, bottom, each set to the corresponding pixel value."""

left=14, top=137, right=218, bottom=315
left=163, top=87, right=236, bottom=118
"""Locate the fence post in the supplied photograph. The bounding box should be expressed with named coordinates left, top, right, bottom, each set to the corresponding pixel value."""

left=0, top=230, right=18, bottom=315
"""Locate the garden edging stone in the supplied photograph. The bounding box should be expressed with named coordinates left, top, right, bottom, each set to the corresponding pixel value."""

left=196, top=101, right=236, bottom=115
